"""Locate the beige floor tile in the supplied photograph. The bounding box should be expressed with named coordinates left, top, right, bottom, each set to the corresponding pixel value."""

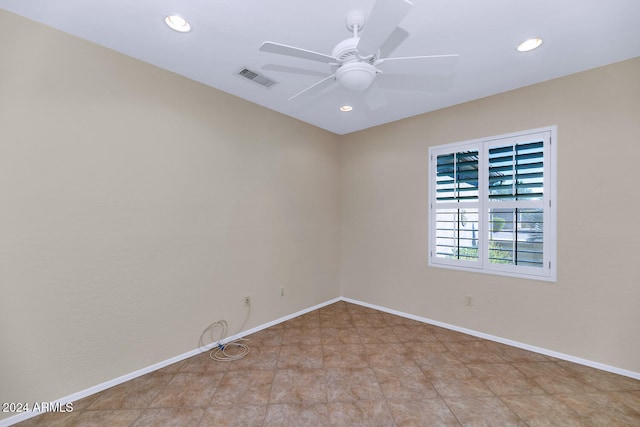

left=531, top=373, right=599, bottom=394
left=500, top=394, right=586, bottom=426
left=444, top=341, right=505, bottom=364
left=211, top=370, right=275, bottom=405
left=320, top=301, right=350, bottom=311
left=352, top=313, right=388, bottom=328
left=269, top=368, right=327, bottom=404
left=466, top=363, right=546, bottom=396
left=421, top=363, right=475, bottom=381
left=283, top=313, right=320, bottom=330
left=201, top=405, right=267, bottom=426
left=387, top=398, right=461, bottom=426
left=413, top=349, right=463, bottom=367
left=323, top=343, right=368, bottom=368
left=153, top=360, right=183, bottom=375
left=318, top=308, right=350, bottom=317
left=363, top=343, right=417, bottom=368
left=149, top=372, right=223, bottom=408
left=357, top=326, right=400, bottom=344
left=277, top=344, right=323, bottom=369
left=556, top=361, right=640, bottom=392
left=264, top=403, right=330, bottom=427
left=609, top=390, right=640, bottom=413
left=87, top=373, right=174, bottom=410
left=70, top=394, right=101, bottom=411
left=347, top=304, right=380, bottom=315
left=320, top=326, right=361, bottom=345
left=10, top=411, right=81, bottom=427
left=432, top=377, right=494, bottom=398
left=390, top=324, right=439, bottom=343
left=373, top=365, right=439, bottom=400
left=581, top=411, right=640, bottom=427
left=554, top=391, right=640, bottom=419
left=245, top=328, right=284, bottom=347
left=319, top=315, right=355, bottom=329
left=226, top=345, right=279, bottom=371
left=380, top=313, right=423, bottom=327
left=325, top=368, right=384, bottom=402
left=177, top=351, right=230, bottom=373
left=511, top=361, right=573, bottom=378
left=432, top=328, right=480, bottom=342
left=131, top=407, right=204, bottom=426
left=405, top=341, right=452, bottom=362
left=482, top=341, right=551, bottom=362
left=281, top=327, right=322, bottom=345
left=328, top=400, right=394, bottom=427
left=445, top=396, right=526, bottom=427
left=513, top=361, right=624, bottom=395
left=69, top=409, right=143, bottom=426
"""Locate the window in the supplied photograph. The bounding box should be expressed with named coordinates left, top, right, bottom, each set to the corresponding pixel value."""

left=428, top=127, right=557, bottom=281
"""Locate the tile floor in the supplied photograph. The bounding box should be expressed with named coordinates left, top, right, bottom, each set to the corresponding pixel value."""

left=15, top=301, right=640, bottom=426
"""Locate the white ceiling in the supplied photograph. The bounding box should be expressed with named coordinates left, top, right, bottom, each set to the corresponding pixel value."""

left=2, top=0, right=639, bottom=135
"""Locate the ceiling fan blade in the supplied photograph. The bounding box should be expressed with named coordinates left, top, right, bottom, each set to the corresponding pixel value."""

left=259, top=41, right=337, bottom=64
left=377, top=72, right=455, bottom=92
left=377, top=54, right=459, bottom=74
left=357, top=0, right=413, bottom=57
left=262, top=64, right=330, bottom=78
left=363, top=82, right=388, bottom=111
left=379, top=27, right=410, bottom=58
left=288, top=74, right=337, bottom=101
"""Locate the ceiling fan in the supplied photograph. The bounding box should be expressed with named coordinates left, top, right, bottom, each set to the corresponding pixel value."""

left=259, top=0, right=459, bottom=110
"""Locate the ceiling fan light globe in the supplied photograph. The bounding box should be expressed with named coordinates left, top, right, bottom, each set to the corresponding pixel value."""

left=336, top=62, right=376, bottom=91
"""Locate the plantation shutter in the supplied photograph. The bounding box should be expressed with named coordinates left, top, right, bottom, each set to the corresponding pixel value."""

left=432, top=146, right=481, bottom=265
left=486, top=132, right=549, bottom=272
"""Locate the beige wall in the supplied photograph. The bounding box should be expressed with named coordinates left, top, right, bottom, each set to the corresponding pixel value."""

left=339, top=56, right=640, bottom=373
left=0, top=10, right=340, bottom=412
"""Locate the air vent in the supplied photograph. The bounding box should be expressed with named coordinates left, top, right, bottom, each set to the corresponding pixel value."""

left=236, top=68, right=277, bottom=88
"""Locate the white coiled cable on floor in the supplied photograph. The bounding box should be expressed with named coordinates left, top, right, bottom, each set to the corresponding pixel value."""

left=198, top=303, right=251, bottom=361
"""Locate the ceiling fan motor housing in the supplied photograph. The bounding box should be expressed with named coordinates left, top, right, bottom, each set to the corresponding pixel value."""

left=336, top=61, right=377, bottom=91
left=332, top=37, right=360, bottom=62
left=332, top=35, right=378, bottom=92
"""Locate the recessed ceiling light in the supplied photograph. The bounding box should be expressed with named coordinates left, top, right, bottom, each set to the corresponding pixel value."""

left=340, top=105, right=353, bottom=112
left=517, top=38, right=542, bottom=52
left=165, top=15, right=191, bottom=33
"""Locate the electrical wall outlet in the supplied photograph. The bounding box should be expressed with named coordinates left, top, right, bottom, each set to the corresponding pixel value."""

left=244, top=296, right=251, bottom=306
left=465, top=295, right=474, bottom=306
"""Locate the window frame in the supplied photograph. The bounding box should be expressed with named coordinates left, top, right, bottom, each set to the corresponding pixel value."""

left=428, top=126, right=557, bottom=282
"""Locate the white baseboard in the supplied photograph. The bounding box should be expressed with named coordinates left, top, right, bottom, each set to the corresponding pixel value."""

left=227, top=297, right=341, bottom=341
left=340, top=296, right=640, bottom=381
left=3, top=295, right=637, bottom=426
